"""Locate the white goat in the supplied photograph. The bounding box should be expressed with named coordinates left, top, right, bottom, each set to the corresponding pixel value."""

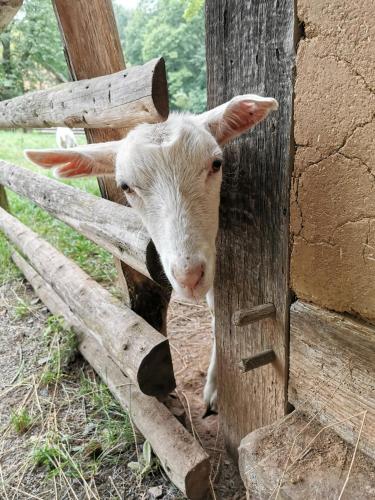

left=26, top=95, right=278, bottom=413
left=56, top=127, right=78, bottom=149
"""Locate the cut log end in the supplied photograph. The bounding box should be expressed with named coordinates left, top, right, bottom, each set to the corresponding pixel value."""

left=152, top=57, right=169, bottom=121
left=138, top=340, right=176, bottom=397
left=185, top=460, right=211, bottom=500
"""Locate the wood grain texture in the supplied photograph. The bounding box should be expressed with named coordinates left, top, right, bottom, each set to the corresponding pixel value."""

left=233, top=303, right=276, bottom=326
left=0, top=207, right=175, bottom=397
left=52, top=0, right=170, bottom=334
left=0, top=161, right=152, bottom=279
left=0, top=0, right=23, bottom=31
left=0, top=58, right=168, bottom=129
left=206, top=0, right=295, bottom=456
left=289, top=300, right=375, bottom=460
left=12, top=251, right=210, bottom=499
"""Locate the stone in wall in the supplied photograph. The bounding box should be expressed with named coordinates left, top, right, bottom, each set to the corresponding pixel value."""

left=291, top=0, right=375, bottom=321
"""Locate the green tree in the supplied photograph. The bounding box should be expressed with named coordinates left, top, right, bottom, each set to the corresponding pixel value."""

left=124, top=0, right=206, bottom=113
left=0, top=0, right=67, bottom=101
left=0, top=25, right=22, bottom=100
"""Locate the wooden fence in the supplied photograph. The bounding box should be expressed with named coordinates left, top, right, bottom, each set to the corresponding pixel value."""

left=0, top=1, right=210, bottom=498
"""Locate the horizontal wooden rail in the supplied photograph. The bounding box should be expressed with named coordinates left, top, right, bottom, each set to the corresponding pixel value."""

left=12, top=251, right=210, bottom=499
left=0, top=58, right=168, bottom=130
left=0, top=161, right=157, bottom=280
left=0, top=207, right=175, bottom=397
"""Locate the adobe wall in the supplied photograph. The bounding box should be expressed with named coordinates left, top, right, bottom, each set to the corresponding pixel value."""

left=291, top=0, right=375, bottom=322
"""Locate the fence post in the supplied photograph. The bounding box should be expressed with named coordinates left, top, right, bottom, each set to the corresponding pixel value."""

left=52, top=0, right=171, bottom=334
left=206, top=0, right=295, bottom=458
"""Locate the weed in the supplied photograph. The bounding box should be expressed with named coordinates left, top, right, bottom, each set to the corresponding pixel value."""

left=32, top=437, right=81, bottom=480
left=128, top=440, right=159, bottom=480
left=80, top=375, right=117, bottom=414
left=79, top=373, right=135, bottom=462
left=32, top=442, right=67, bottom=472
left=10, top=408, right=33, bottom=434
left=13, top=299, right=31, bottom=319
left=40, top=315, right=78, bottom=386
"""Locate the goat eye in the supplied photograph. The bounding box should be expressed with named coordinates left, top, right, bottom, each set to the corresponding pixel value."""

left=212, top=159, right=222, bottom=172
left=120, top=182, right=133, bottom=194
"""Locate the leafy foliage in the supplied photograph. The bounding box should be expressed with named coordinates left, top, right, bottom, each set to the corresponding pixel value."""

left=0, top=0, right=67, bottom=101
left=124, top=0, right=206, bottom=112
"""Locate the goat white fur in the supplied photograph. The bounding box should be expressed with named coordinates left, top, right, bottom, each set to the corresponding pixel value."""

left=56, top=127, right=78, bottom=149
left=26, top=95, right=278, bottom=413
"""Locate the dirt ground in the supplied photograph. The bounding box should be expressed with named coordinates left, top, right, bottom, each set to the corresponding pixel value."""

left=0, top=279, right=245, bottom=499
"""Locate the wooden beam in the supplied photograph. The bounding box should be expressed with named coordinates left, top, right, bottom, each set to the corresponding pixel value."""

left=289, top=300, right=375, bottom=460
left=0, top=207, right=175, bottom=397
left=0, top=59, right=168, bottom=130
left=206, top=0, right=295, bottom=457
left=0, top=161, right=153, bottom=279
left=0, top=0, right=23, bottom=31
left=12, top=251, right=210, bottom=499
left=52, top=0, right=170, bottom=336
left=233, top=303, right=276, bottom=327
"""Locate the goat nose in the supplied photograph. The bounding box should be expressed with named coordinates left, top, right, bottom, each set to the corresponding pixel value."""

left=172, top=263, right=204, bottom=290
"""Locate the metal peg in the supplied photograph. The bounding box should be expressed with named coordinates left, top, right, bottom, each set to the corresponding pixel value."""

left=239, top=349, right=276, bottom=373
left=232, top=303, right=276, bottom=327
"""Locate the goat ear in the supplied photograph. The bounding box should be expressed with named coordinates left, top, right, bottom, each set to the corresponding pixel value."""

left=24, top=141, right=121, bottom=178
left=198, top=94, right=278, bottom=145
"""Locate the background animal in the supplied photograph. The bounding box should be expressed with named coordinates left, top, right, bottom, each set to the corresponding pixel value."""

left=56, top=127, right=78, bottom=149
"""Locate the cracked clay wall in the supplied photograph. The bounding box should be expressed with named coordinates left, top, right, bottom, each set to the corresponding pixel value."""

left=291, top=0, right=375, bottom=322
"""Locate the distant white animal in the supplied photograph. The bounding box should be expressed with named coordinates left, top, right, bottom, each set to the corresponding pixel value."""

left=56, top=127, right=78, bottom=149
left=26, top=95, right=278, bottom=414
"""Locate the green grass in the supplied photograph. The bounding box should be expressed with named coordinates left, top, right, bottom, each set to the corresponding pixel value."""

left=0, top=130, right=116, bottom=285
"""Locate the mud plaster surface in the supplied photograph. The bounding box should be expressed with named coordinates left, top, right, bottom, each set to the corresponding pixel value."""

left=291, top=0, right=375, bottom=321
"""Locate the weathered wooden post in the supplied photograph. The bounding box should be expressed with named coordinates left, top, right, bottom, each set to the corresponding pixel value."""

left=52, top=0, right=171, bottom=334
left=206, top=0, right=295, bottom=457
